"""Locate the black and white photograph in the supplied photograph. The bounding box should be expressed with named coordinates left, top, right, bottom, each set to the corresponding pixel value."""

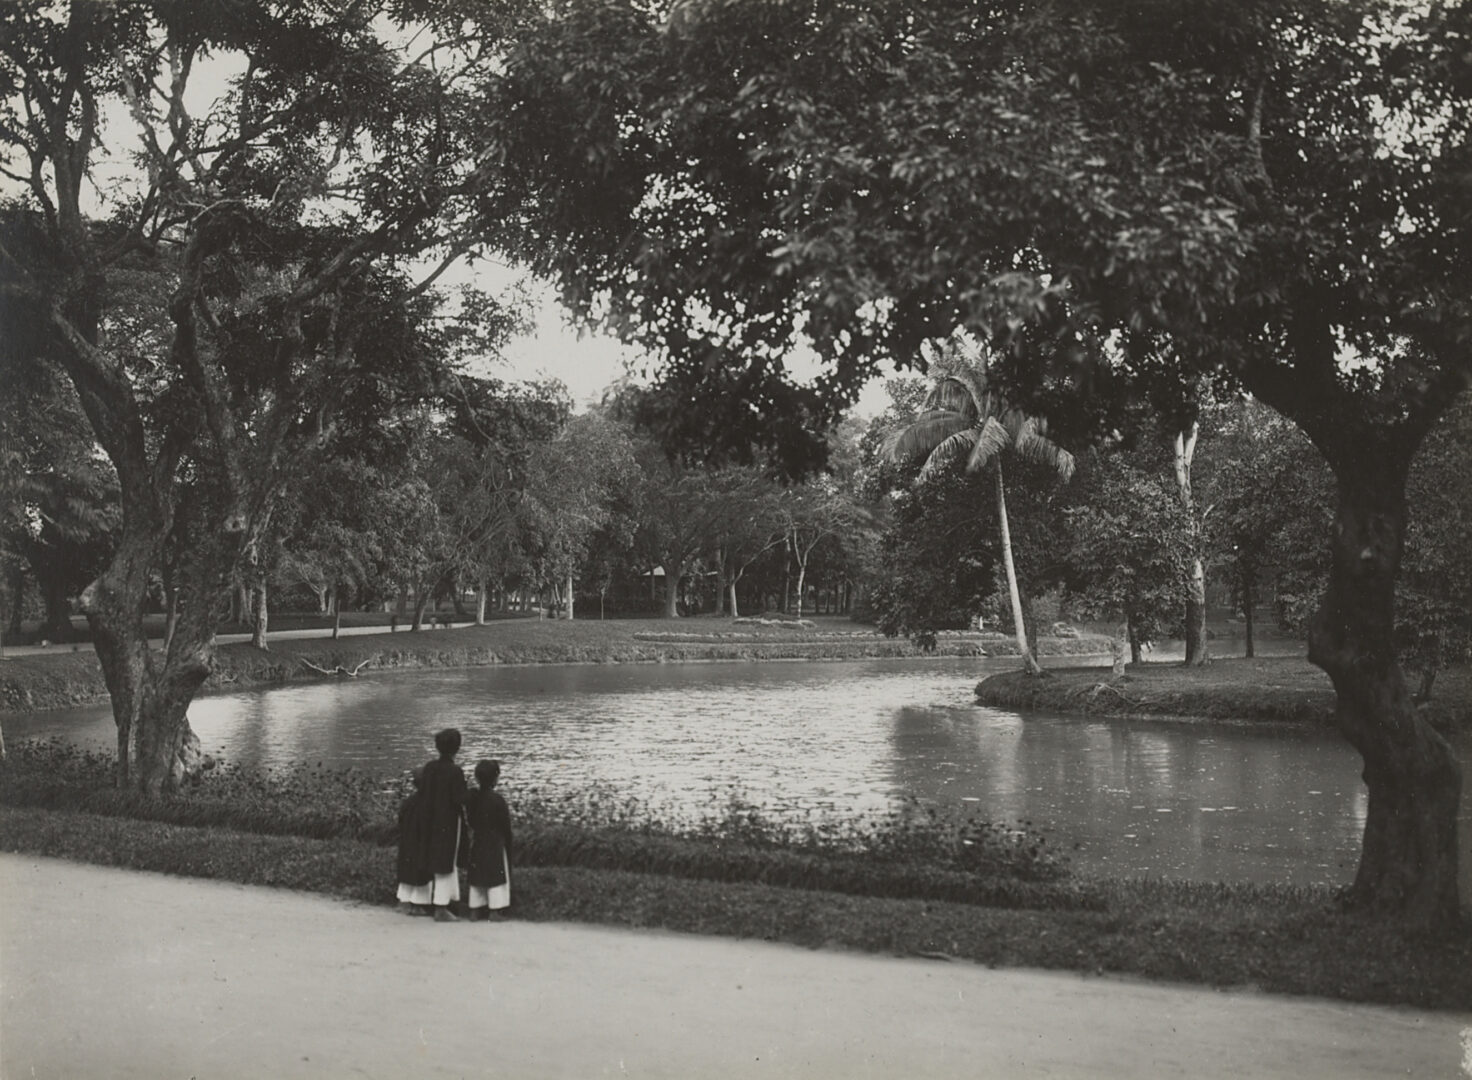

left=1, top=1, right=1470, bottom=1076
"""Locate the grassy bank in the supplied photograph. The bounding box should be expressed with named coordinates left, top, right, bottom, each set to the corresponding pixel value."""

left=2, top=803, right=1468, bottom=1010
left=975, top=656, right=1472, bottom=733
left=1, top=617, right=1109, bottom=714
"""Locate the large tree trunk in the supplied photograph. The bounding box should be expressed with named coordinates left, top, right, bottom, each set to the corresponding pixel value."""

left=564, top=572, right=575, bottom=620
left=662, top=564, right=680, bottom=618
left=81, top=536, right=211, bottom=794
left=1174, top=424, right=1209, bottom=666
left=1310, top=461, right=1461, bottom=926
left=729, top=581, right=740, bottom=618
left=250, top=577, right=268, bottom=650
left=995, top=462, right=1043, bottom=676
left=1241, top=572, right=1256, bottom=659
left=476, top=581, right=488, bottom=625
left=794, top=561, right=808, bottom=619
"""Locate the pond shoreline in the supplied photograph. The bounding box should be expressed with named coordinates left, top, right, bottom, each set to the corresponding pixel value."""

left=1, top=619, right=1111, bottom=715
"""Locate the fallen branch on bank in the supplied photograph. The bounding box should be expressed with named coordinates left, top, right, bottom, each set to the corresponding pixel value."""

left=299, top=657, right=373, bottom=678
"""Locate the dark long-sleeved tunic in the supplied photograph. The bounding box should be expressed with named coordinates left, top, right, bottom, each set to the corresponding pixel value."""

left=419, top=757, right=468, bottom=875
left=395, top=790, right=431, bottom=887
left=465, top=788, right=513, bottom=889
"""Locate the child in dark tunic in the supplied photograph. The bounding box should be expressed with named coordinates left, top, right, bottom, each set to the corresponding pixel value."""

left=465, top=759, right=514, bottom=920
left=395, top=766, right=432, bottom=914
left=419, top=728, right=469, bottom=922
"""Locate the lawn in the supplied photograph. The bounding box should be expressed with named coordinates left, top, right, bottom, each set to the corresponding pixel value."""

left=2, top=615, right=1110, bottom=714
left=976, top=656, right=1472, bottom=733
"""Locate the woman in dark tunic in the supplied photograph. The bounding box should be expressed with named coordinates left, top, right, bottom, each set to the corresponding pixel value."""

left=418, top=728, right=468, bottom=922
left=394, top=766, right=432, bottom=914
left=465, top=759, right=514, bottom=920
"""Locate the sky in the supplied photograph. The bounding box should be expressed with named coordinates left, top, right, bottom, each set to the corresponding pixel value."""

left=482, top=268, right=896, bottom=419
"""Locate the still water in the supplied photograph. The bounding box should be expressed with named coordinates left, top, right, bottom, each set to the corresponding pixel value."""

left=11, top=657, right=1471, bottom=886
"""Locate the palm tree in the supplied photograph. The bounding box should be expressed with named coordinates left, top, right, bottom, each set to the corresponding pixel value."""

left=887, top=340, right=1075, bottom=675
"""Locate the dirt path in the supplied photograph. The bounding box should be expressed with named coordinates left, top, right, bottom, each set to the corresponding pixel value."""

left=1, top=855, right=1466, bottom=1079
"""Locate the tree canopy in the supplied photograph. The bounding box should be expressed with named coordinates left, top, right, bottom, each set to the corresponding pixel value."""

left=486, top=0, right=1472, bottom=924
left=0, top=0, right=528, bottom=789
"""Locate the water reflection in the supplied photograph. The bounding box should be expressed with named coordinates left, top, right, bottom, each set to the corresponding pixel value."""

left=882, top=704, right=1371, bottom=882
left=10, top=657, right=1469, bottom=888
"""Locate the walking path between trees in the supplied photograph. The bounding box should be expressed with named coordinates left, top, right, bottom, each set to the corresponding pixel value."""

left=0, top=618, right=470, bottom=658
left=2, top=855, right=1465, bottom=1080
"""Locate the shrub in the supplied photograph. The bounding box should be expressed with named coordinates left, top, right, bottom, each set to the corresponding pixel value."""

left=2, top=742, right=1073, bottom=909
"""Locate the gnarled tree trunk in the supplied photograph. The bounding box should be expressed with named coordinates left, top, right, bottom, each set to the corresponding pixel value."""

left=1311, top=457, right=1461, bottom=926
left=81, top=535, right=212, bottom=793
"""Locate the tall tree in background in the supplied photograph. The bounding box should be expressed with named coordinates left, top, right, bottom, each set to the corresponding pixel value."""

left=887, top=341, right=1075, bottom=675
left=779, top=483, right=864, bottom=620
left=521, top=413, right=637, bottom=619
left=1197, top=399, right=1334, bottom=659
left=1063, top=452, right=1194, bottom=672
left=705, top=465, right=784, bottom=618
left=1399, top=398, right=1472, bottom=703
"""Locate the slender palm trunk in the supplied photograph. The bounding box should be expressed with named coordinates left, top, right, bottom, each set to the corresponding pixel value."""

left=1174, top=424, right=1208, bottom=666
left=995, top=462, right=1042, bottom=675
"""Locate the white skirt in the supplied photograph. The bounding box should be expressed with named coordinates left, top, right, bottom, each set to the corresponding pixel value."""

left=396, top=882, right=431, bottom=905
left=400, top=819, right=462, bottom=907
left=468, top=851, right=511, bottom=911
left=432, top=817, right=463, bottom=906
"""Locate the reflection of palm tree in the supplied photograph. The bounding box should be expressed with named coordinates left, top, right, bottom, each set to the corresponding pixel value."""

left=888, top=341, right=1075, bottom=675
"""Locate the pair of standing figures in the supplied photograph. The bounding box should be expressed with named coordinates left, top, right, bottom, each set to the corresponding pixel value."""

left=396, top=728, right=513, bottom=922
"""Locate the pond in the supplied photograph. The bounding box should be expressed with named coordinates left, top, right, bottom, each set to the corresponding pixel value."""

left=9, top=657, right=1470, bottom=888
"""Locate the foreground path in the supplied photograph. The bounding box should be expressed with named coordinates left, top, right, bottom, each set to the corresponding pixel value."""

left=1, top=856, right=1465, bottom=1079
